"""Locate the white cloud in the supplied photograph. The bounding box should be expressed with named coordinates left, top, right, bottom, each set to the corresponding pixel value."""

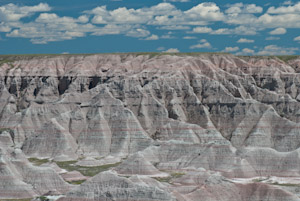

left=183, top=36, right=196, bottom=39
left=257, top=45, right=298, bottom=55
left=161, top=34, right=175, bottom=39
left=78, top=15, right=89, bottom=23
left=0, top=3, right=51, bottom=22
left=0, top=22, right=11, bottom=32
left=6, top=12, right=98, bottom=44
left=242, top=48, right=255, bottom=54
left=237, top=38, right=254, bottom=43
left=267, top=2, right=300, bottom=14
left=84, top=2, right=225, bottom=34
left=245, top=4, right=264, bottom=13
left=1, top=1, right=300, bottom=48
left=184, top=3, right=224, bottom=21
left=144, top=34, right=159, bottom=40
left=294, top=36, right=300, bottom=42
left=212, top=26, right=257, bottom=35
left=283, top=1, right=293, bottom=5
left=191, top=26, right=212, bottom=33
left=126, top=28, right=150, bottom=37
left=236, top=48, right=255, bottom=55
left=269, top=27, right=286, bottom=35
left=159, top=25, right=190, bottom=30
left=257, top=13, right=300, bottom=28
left=223, top=46, right=239, bottom=52
left=190, top=39, right=211, bottom=49
left=266, top=36, right=280, bottom=40
left=157, top=46, right=165, bottom=51
left=163, top=48, right=180, bottom=53
left=226, top=3, right=263, bottom=14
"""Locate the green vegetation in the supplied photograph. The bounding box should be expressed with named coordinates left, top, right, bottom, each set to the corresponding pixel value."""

left=55, top=160, right=121, bottom=177
left=276, top=55, right=299, bottom=63
left=272, top=182, right=300, bottom=187
left=0, top=52, right=231, bottom=64
left=238, top=55, right=300, bottom=63
left=135, top=52, right=230, bottom=59
left=37, top=196, right=49, bottom=201
left=252, top=177, right=268, bottom=183
left=67, top=179, right=86, bottom=185
left=0, top=58, right=15, bottom=67
left=28, top=158, right=49, bottom=166
left=154, top=172, right=185, bottom=183
left=154, top=176, right=172, bottom=183
left=0, top=127, right=14, bottom=133
left=170, top=172, right=186, bottom=178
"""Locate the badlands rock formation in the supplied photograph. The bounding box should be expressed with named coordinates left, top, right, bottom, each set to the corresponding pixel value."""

left=0, top=53, right=300, bottom=200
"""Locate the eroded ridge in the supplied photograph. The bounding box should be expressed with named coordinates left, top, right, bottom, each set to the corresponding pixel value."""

left=1, top=54, right=300, bottom=201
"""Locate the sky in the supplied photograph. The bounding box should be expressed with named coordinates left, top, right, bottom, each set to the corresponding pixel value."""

left=0, top=0, right=300, bottom=55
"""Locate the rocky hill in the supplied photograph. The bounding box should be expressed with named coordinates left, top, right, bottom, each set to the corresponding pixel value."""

left=1, top=53, right=300, bottom=201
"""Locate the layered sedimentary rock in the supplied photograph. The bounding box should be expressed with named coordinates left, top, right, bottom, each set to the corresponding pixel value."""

left=1, top=54, right=300, bottom=200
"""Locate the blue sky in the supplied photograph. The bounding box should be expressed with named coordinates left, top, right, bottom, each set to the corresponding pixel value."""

left=0, top=0, right=299, bottom=55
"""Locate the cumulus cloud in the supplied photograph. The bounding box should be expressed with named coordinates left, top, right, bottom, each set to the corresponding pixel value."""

left=191, top=26, right=212, bottom=33
left=269, top=27, right=286, bottom=35
left=144, top=34, right=159, bottom=40
left=183, top=36, right=196, bottom=39
left=257, top=45, right=298, bottom=55
left=257, top=13, right=300, bottom=28
left=236, top=48, right=255, bottom=55
left=0, top=3, right=51, bottom=22
left=267, top=2, right=300, bottom=14
left=0, top=1, right=299, bottom=53
left=6, top=12, right=97, bottom=44
left=237, top=38, right=254, bottom=43
left=223, top=46, right=239, bottom=52
left=157, top=46, right=165, bottom=51
left=212, top=26, right=257, bottom=35
left=242, top=48, right=255, bottom=54
left=226, top=3, right=263, bottom=14
left=294, top=36, right=300, bottom=42
left=159, top=25, right=190, bottom=30
left=282, top=1, right=293, bottom=6
left=225, top=3, right=300, bottom=29
left=87, top=2, right=225, bottom=28
left=163, top=48, right=180, bottom=53
left=161, top=34, right=175, bottom=39
left=266, top=36, right=280, bottom=40
left=190, top=39, right=211, bottom=49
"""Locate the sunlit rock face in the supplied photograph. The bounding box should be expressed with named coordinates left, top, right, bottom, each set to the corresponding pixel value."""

left=1, top=54, right=300, bottom=200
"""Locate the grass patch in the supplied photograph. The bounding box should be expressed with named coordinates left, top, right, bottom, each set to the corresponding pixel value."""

left=135, top=52, right=230, bottom=59
left=170, top=172, right=185, bottom=178
left=37, top=196, right=49, bottom=201
left=276, top=55, right=299, bottom=63
left=154, top=172, right=185, bottom=183
left=28, top=158, right=49, bottom=166
left=55, top=161, right=121, bottom=177
left=0, top=128, right=14, bottom=133
left=67, top=179, right=86, bottom=185
left=252, top=177, right=267, bottom=183
left=272, top=182, right=300, bottom=187
left=154, top=177, right=172, bottom=183
left=0, top=52, right=231, bottom=64
left=238, top=55, right=300, bottom=63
